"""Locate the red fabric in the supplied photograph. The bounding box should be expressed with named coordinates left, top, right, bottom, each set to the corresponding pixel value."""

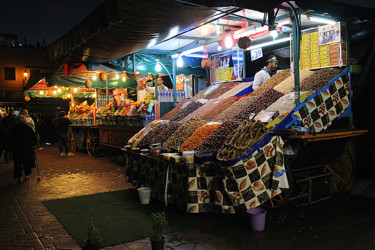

left=249, top=30, right=270, bottom=39
left=63, top=63, right=87, bottom=76
left=236, top=94, right=249, bottom=100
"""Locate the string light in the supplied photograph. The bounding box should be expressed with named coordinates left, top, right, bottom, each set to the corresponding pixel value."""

left=93, top=93, right=96, bottom=98
left=57, top=88, right=61, bottom=93
left=115, top=73, right=119, bottom=79
left=67, top=94, right=71, bottom=98
left=93, top=73, right=97, bottom=80
left=39, top=91, right=44, bottom=95
left=73, top=88, right=78, bottom=92
left=53, top=90, right=57, bottom=94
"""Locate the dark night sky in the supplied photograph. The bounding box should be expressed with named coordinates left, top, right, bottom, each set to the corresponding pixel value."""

left=0, top=0, right=103, bottom=46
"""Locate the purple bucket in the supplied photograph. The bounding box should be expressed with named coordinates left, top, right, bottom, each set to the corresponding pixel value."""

left=247, top=208, right=267, bottom=231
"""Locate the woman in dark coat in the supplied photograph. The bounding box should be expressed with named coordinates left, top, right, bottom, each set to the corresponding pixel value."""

left=8, top=115, right=37, bottom=183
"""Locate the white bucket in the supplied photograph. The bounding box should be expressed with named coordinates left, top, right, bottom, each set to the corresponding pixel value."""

left=137, top=187, right=151, bottom=204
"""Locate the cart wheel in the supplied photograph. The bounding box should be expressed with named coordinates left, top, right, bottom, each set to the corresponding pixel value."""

left=86, top=130, right=104, bottom=157
left=324, top=149, right=353, bottom=193
left=263, top=160, right=293, bottom=208
left=71, top=132, right=78, bottom=152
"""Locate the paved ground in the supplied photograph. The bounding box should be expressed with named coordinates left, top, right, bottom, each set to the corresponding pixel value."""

left=1, top=144, right=375, bottom=249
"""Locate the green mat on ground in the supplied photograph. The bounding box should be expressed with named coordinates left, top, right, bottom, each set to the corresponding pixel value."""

left=43, top=189, right=224, bottom=247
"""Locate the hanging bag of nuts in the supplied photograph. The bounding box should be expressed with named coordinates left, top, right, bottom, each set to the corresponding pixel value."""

left=201, top=44, right=211, bottom=70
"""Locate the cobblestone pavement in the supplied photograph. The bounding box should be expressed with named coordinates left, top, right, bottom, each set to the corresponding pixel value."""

left=1, top=145, right=375, bottom=250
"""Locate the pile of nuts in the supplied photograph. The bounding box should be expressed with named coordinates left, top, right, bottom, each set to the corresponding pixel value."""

left=274, top=70, right=314, bottom=94
left=218, top=82, right=253, bottom=99
left=299, top=68, right=344, bottom=92
left=266, top=91, right=308, bottom=115
left=182, top=97, right=237, bottom=122
left=213, top=96, right=257, bottom=122
left=170, top=101, right=205, bottom=121
left=205, top=82, right=238, bottom=99
left=250, top=69, right=290, bottom=96
left=179, top=123, right=221, bottom=152
left=190, top=84, right=220, bottom=101
left=195, top=120, right=241, bottom=157
left=218, top=120, right=270, bottom=160
left=162, top=117, right=206, bottom=151
left=234, top=88, right=284, bottom=121
left=161, top=99, right=190, bottom=120
left=149, top=121, right=182, bottom=145
left=137, top=123, right=167, bottom=147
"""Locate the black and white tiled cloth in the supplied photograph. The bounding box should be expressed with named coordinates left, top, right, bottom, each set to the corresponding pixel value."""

left=186, top=136, right=287, bottom=214
left=293, top=72, right=350, bottom=133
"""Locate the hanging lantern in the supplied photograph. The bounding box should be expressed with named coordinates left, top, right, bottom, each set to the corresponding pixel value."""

left=85, top=77, right=92, bottom=88
left=99, top=72, right=107, bottom=82
left=237, top=37, right=252, bottom=50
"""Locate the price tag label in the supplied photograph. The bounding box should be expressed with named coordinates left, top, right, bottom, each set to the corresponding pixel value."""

left=251, top=48, right=263, bottom=61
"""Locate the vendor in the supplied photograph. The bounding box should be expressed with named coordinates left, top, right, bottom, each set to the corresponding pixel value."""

left=158, top=76, right=169, bottom=90
left=137, top=78, right=155, bottom=101
left=252, top=55, right=278, bottom=90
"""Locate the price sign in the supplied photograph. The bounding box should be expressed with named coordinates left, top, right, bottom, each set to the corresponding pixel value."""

left=251, top=48, right=263, bottom=61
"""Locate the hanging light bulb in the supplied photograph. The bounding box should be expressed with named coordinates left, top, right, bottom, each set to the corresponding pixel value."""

left=122, top=72, right=127, bottom=81
left=225, top=31, right=233, bottom=48
left=73, top=88, right=78, bottom=92
left=115, top=73, right=119, bottom=79
left=53, top=90, right=57, bottom=94
left=39, top=91, right=44, bottom=95
left=177, top=53, right=183, bottom=67
left=270, top=30, right=278, bottom=39
left=23, top=69, right=28, bottom=77
left=67, top=94, right=71, bottom=98
left=202, top=25, right=208, bottom=35
left=155, top=60, right=162, bottom=72
left=93, top=93, right=96, bottom=98
left=218, top=45, right=222, bottom=51
left=93, top=73, right=97, bottom=80
left=57, top=88, right=61, bottom=93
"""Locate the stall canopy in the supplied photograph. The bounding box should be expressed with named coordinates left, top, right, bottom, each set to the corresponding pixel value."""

left=48, top=0, right=375, bottom=66
left=48, top=0, right=236, bottom=64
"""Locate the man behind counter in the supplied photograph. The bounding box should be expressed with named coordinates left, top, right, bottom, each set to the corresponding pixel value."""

left=252, top=55, right=278, bottom=90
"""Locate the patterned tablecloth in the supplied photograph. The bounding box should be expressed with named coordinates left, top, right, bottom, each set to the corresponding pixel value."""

left=124, top=136, right=287, bottom=214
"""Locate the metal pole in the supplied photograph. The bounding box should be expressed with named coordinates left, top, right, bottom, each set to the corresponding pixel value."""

left=106, top=78, right=108, bottom=104
left=242, top=50, right=246, bottom=79
left=286, top=1, right=301, bottom=106
left=172, top=58, right=177, bottom=103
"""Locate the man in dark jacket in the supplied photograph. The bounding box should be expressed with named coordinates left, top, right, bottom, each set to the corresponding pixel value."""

left=57, top=111, right=74, bottom=157
left=8, top=115, right=37, bottom=183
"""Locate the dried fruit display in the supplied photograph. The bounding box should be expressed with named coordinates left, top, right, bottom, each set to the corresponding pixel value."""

left=299, top=68, right=344, bottom=92
left=274, top=70, right=314, bottom=94
left=218, top=82, right=253, bottom=99
left=190, top=84, right=220, bottom=101
left=179, top=123, right=221, bottom=152
left=250, top=69, right=290, bottom=96
left=160, top=99, right=190, bottom=120
left=266, top=91, right=308, bottom=115
left=170, top=101, right=205, bottom=121
left=205, top=82, right=238, bottom=99
left=195, top=120, right=241, bottom=157
left=218, top=120, right=270, bottom=160
left=149, top=121, right=182, bottom=145
left=137, top=123, right=166, bottom=147
left=162, top=117, right=206, bottom=151
left=213, top=95, right=257, bottom=122
left=128, top=120, right=166, bottom=144
left=234, top=88, right=284, bottom=121
left=182, top=97, right=237, bottom=122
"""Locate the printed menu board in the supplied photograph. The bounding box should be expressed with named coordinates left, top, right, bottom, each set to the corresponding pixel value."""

left=297, top=22, right=346, bottom=70
left=210, top=49, right=243, bottom=83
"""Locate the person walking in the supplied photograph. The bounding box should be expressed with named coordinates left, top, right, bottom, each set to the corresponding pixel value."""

left=8, top=115, right=37, bottom=183
left=57, top=111, right=74, bottom=157
left=2, top=109, right=17, bottom=162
